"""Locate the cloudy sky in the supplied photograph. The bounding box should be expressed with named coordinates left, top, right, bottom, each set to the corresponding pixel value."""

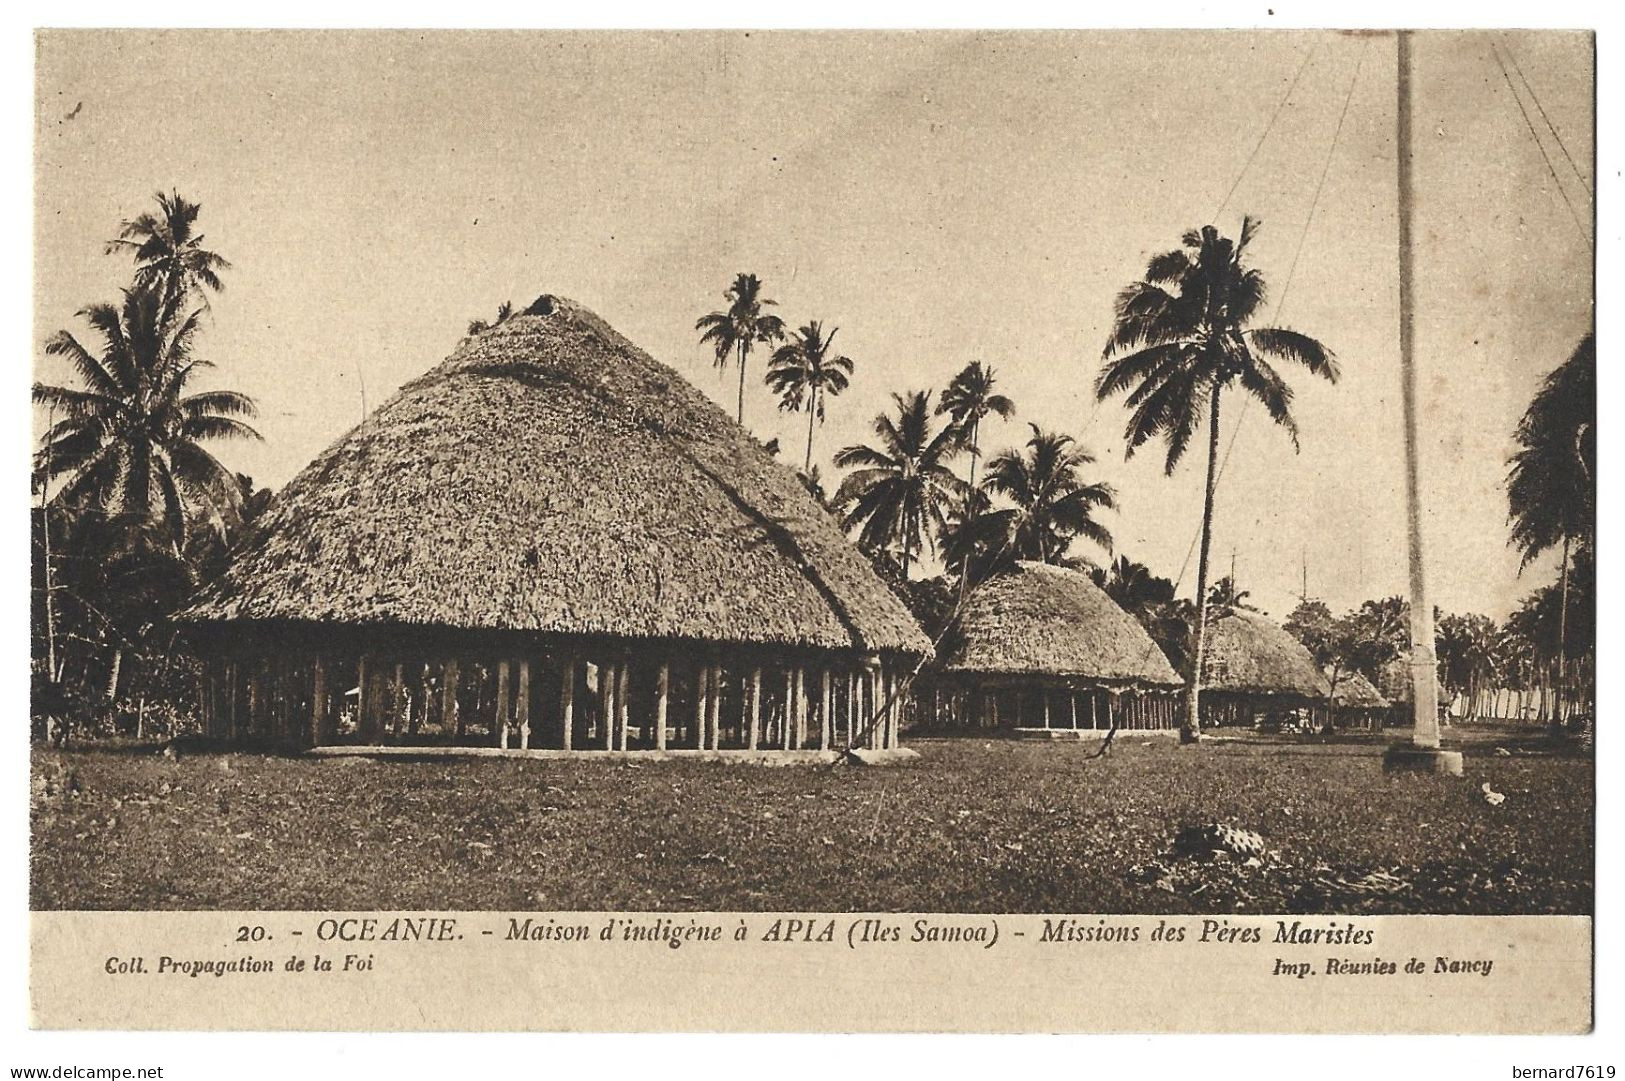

left=34, top=29, right=1593, bottom=621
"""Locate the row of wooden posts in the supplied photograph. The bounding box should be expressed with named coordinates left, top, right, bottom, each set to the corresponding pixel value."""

left=198, top=649, right=908, bottom=752
left=925, top=682, right=1182, bottom=731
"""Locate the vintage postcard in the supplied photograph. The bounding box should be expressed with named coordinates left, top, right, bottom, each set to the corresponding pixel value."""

left=27, top=27, right=1594, bottom=1041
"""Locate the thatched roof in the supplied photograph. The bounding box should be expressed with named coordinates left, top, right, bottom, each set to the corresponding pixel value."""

left=939, top=562, right=1182, bottom=687
left=1199, top=607, right=1331, bottom=699
left=181, top=295, right=931, bottom=657
left=1331, top=670, right=1389, bottom=709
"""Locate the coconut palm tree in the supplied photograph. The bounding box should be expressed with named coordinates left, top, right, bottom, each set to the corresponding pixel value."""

left=696, top=273, right=787, bottom=426
left=979, top=424, right=1115, bottom=568
left=833, top=390, right=966, bottom=580
left=105, top=190, right=231, bottom=319
left=937, top=489, right=1009, bottom=585
left=1206, top=575, right=1253, bottom=609
left=937, top=360, right=1015, bottom=493
left=765, top=321, right=855, bottom=472
left=33, top=285, right=261, bottom=552
left=1507, top=333, right=1595, bottom=701
left=467, top=300, right=515, bottom=336
left=1103, top=554, right=1177, bottom=615
left=1096, top=218, right=1337, bottom=741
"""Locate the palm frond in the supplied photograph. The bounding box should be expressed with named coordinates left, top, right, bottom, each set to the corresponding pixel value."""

left=831, top=445, right=896, bottom=471
left=182, top=389, right=259, bottom=420
left=33, top=382, right=120, bottom=419
left=180, top=415, right=263, bottom=442
left=1248, top=327, right=1338, bottom=382
left=1144, top=248, right=1191, bottom=285
left=1096, top=341, right=1188, bottom=400
left=1236, top=355, right=1300, bottom=449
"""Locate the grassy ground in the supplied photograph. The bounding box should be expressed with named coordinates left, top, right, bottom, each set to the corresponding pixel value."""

left=30, top=727, right=1591, bottom=914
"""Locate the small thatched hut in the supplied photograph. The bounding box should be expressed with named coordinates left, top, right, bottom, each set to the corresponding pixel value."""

left=1198, top=607, right=1331, bottom=727
left=929, top=561, right=1183, bottom=734
left=1376, top=655, right=1446, bottom=727
left=178, top=295, right=931, bottom=754
left=1329, top=670, right=1390, bottom=731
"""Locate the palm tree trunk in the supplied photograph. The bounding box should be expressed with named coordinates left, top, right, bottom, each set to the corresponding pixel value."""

left=900, top=502, right=914, bottom=582
left=1184, top=386, right=1223, bottom=743
left=40, top=406, right=59, bottom=681
left=1554, top=534, right=1569, bottom=733
left=805, top=391, right=817, bottom=473
left=968, top=417, right=980, bottom=494
left=736, top=341, right=748, bottom=426
left=1326, top=667, right=1339, bottom=733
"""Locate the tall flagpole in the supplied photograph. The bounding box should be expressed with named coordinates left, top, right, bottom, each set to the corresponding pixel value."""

left=1391, top=29, right=1461, bottom=774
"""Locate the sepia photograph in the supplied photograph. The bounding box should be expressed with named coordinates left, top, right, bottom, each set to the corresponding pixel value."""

left=23, top=23, right=1599, bottom=1038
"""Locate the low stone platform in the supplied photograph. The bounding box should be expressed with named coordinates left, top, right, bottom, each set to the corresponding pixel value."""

left=1382, top=743, right=1465, bottom=775
left=307, top=745, right=920, bottom=767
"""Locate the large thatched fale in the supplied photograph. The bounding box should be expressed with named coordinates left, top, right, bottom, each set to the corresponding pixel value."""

left=179, top=295, right=930, bottom=754
left=927, top=561, right=1183, bottom=734
left=1197, top=607, right=1331, bottom=727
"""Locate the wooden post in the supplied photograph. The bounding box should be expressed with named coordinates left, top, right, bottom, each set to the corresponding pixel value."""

left=273, top=656, right=289, bottom=741
left=890, top=669, right=901, bottom=749
left=855, top=669, right=864, bottom=746
left=794, top=667, right=807, bottom=749
left=783, top=670, right=795, bottom=750
left=411, top=667, right=427, bottom=737
left=1043, top=686, right=1052, bottom=729
left=891, top=670, right=902, bottom=748
left=369, top=662, right=388, bottom=742
left=211, top=660, right=224, bottom=739
left=748, top=667, right=761, bottom=751
left=709, top=665, right=723, bottom=750
left=222, top=661, right=236, bottom=740
left=869, top=668, right=880, bottom=750
left=516, top=660, right=531, bottom=749
left=694, top=663, right=708, bottom=749
left=386, top=662, right=403, bottom=740
left=820, top=669, right=832, bottom=752
left=617, top=663, right=631, bottom=751
left=560, top=659, right=575, bottom=751
left=309, top=657, right=327, bottom=748
left=655, top=661, right=669, bottom=751
left=851, top=670, right=862, bottom=747
left=218, top=659, right=231, bottom=739
left=884, top=663, right=897, bottom=747
left=887, top=668, right=895, bottom=748
left=198, top=664, right=211, bottom=738
left=600, top=663, right=615, bottom=751
left=248, top=664, right=265, bottom=739
left=354, top=655, right=369, bottom=742
left=442, top=659, right=461, bottom=742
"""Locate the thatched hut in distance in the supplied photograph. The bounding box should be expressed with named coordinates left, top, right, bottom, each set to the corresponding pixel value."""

left=1330, top=670, right=1389, bottom=730
left=1198, top=607, right=1331, bottom=728
left=931, top=562, right=1184, bottom=735
left=178, top=295, right=931, bottom=756
left=1377, top=656, right=1447, bottom=727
